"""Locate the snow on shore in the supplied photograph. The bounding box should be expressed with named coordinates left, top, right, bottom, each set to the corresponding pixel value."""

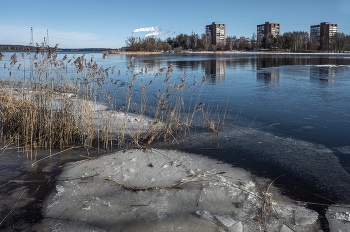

left=33, top=149, right=326, bottom=232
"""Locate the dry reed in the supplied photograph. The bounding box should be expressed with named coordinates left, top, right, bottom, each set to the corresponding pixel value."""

left=0, top=47, right=225, bottom=152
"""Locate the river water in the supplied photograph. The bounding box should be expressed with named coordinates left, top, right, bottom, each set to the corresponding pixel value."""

left=0, top=51, right=350, bottom=229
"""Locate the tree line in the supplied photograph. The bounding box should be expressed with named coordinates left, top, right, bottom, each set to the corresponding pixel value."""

left=125, top=31, right=350, bottom=52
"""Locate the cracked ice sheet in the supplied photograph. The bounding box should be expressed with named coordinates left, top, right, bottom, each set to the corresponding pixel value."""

left=178, top=125, right=350, bottom=203
left=33, top=149, right=321, bottom=232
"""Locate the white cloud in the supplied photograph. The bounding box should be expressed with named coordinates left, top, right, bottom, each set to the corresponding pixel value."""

left=0, top=25, right=117, bottom=48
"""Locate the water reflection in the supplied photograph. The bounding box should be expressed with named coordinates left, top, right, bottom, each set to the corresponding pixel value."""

left=257, top=57, right=283, bottom=69
left=202, top=59, right=225, bottom=83
left=170, top=60, right=201, bottom=71
left=257, top=69, right=280, bottom=83
left=256, top=57, right=280, bottom=83
left=225, top=58, right=255, bottom=70
left=310, top=65, right=337, bottom=83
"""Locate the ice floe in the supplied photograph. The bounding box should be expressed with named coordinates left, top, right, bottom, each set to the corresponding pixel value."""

left=33, top=149, right=324, bottom=231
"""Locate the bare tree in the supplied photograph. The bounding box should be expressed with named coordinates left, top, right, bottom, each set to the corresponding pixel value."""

left=251, top=33, right=257, bottom=50
left=125, top=36, right=137, bottom=48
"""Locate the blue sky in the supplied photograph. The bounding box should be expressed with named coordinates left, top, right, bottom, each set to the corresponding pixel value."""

left=1, top=0, right=349, bottom=48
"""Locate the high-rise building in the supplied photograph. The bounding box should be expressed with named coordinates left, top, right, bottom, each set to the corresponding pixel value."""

left=257, top=22, right=280, bottom=38
left=206, top=22, right=226, bottom=46
left=310, top=22, right=338, bottom=45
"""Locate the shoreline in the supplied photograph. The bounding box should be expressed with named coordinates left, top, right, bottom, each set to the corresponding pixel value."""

left=105, top=50, right=350, bottom=56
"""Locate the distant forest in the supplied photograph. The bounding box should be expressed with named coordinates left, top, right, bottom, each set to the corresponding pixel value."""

left=126, top=31, right=350, bottom=52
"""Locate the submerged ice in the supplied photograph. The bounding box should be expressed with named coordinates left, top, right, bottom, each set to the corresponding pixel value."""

left=179, top=125, right=350, bottom=204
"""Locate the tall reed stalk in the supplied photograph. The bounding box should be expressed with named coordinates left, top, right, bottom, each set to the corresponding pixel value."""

left=0, top=48, right=226, bottom=152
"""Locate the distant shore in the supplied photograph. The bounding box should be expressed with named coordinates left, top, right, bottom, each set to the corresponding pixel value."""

left=104, top=50, right=350, bottom=55
left=104, top=50, right=162, bottom=55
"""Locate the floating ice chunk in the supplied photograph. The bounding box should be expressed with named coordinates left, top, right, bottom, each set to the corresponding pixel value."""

left=280, top=225, right=293, bottom=232
left=37, top=149, right=323, bottom=231
left=244, top=181, right=255, bottom=188
left=56, top=185, right=65, bottom=196
left=102, top=201, right=111, bottom=206
left=326, top=205, right=350, bottom=231
left=82, top=206, right=91, bottom=211
left=228, top=221, right=243, bottom=232
left=335, top=211, right=350, bottom=221
left=214, top=214, right=236, bottom=227
left=294, top=207, right=318, bottom=225
left=196, top=210, right=214, bottom=220
left=157, top=211, right=166, bottom=219
left=234, top=211, right=246, bottom=219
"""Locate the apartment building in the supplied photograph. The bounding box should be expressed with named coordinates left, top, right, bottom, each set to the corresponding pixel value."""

left=257, top=22, right=280, bottom=38
left=310, top=22, right=338, bottom=45
left=206, top=22, right=226, bottom=46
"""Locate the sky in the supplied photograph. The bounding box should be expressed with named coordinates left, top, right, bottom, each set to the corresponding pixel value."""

left=0, top=0, right=349, bottom=48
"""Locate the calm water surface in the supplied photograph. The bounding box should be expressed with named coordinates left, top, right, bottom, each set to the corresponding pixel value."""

left=1, top=51, right=350, bottom=172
